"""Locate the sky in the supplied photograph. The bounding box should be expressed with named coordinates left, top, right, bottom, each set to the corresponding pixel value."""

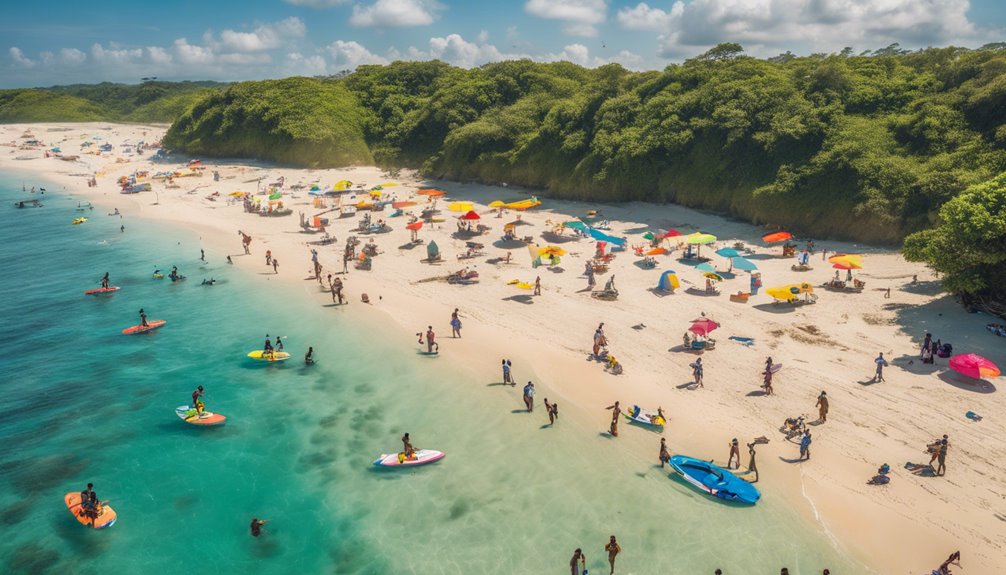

left=2, top=0, right=1004, bottom=87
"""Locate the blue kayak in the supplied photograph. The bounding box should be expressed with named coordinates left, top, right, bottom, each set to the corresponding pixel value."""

left=669, top=455, right=760, bottom=505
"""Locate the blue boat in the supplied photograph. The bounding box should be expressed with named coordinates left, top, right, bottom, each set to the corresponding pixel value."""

left=669, top=455, right=760, bottom=505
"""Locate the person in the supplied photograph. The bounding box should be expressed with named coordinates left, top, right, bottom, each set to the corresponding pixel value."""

left=605, top=401, right=620, bottom=436
left=799, top=430, right=812, bottom=460
left=201, top=278, right=216, bottom=286
left=169, top=266, right=180, bottom=281
left=659, top=437, right=670, bottom=467
left=272, top=258, right=278, bottom=274
left=522, top=381, right=535, bottom=412
left=120, top=224, right=125, bottom=233
left=200, top=249, right=205, bottom=262
left=727, top=438, right=740, bottom=469
left=762, top=364, right=774, bottom=395
left=401, top=433, right=415, bottom=457
left=593, top=323, right=606, bottom=357
left=873, top=352, right=888, bottom=382
left=192, top=385, right=204, bottom=414
left=502, top=359, right=513, bottom=385
left=100, top=272, right=109, bottom=289
left=276, top=336, right=284, bottom=352
left=425, top=326, right=437, bottom=353
left=549, top=400, right=558, bottom=423
left=450, top=314, right=462, bottom=338
left=333, top=277, right=344, bottom=304
left=343, top=253, right=350, bottom=274
left=569, top=548, right=586, bottom=575
left=937, top=551, right=961, bottom=574
left=816, top=391, right=829, bottom=422
left=604, top=535, right=621, bottom=575
left=80, top=483, right=99, bottom=524
left=139, top=308, right=148, bottom=327
left=534, top=275, right=541, bottom=296
left=691, top=358, right=704, bottom=388
left=265, top=250, right=272, bottom=266
left=921, top=333, right=933, bottom=358
left=250, top=517, right=267, bottom=537
left=227, top=255, right=233, bottom=264
left=544, top=398, right=555, bottom=425
left=264, top=335, right=274, bottom=358
left=747, top=442, right=760, bottom=482
left=936, top=435, right=949, bottom=476
left=305, top=346, right=314, bottom=364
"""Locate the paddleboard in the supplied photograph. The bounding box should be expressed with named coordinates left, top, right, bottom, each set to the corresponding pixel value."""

left=373, top=449, right=445, bottom=468
left=247, top=350, right=291, bottom=362
left=175, top=405, right=227, bottom=426
left=84, top=286, right=120, bottom=295
left=64, top=492, right=117, bottom=529
left=122, top=319, right=166, bottom=334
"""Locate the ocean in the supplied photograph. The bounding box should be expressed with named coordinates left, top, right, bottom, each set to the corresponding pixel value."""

left=0, top=172, right=865, bottom=574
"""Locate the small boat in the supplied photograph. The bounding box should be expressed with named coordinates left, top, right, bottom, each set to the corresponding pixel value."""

left=623, top=405, right=665, bottom=430
left=64, top=492, right=117, bottom=529
left=247, top=350, right=291, bottom=362
left=373, top=449, right=445, bottom=468
left=669, top=455, right=761, bottom=505
left=175, top=405, right=227, bottom=426
left=72, top=217, right=87, bottom=225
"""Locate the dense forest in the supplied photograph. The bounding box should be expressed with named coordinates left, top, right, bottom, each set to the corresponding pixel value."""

left=4, top=43, right=1006, bottom=302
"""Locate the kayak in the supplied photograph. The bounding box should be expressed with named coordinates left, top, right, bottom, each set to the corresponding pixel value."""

left=84, top=286, right=120, bottom=295
left=175, top=405, right=227, bottom=426
left=64, top=492, right=117, bottom=529
left=373, top=449, right=445, bottom=468
left=624, top=405, right=666, bottom=429
left=669, top=455, right=761, bottom=505
left=122, top=319, right=166, bottom=335
left=247, top=350, right=290, bottom=362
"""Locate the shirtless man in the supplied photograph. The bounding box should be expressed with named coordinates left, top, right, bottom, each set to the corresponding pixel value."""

left=401, top=433, right=415, bottom=457
left=727, top=438, right=740, bottom=469
left=659, top=438, right=670, bottom=467
left=604, top=535, right=621, bottom=575
left=569, top=548, right=586, bottom=575
left=605, top=401, right=620, bottom=437
left=425, top=326, right=437, bottom=353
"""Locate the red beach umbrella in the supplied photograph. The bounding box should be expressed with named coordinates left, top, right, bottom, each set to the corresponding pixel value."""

left=949, top=354, right=1000, bottom=379
left=460, top=210, right=481, bottom=221
left=762, top=231, right=792, bottom=244
left=405, top=221, right=423, bottom=231
left=688, top=318, right=720, bottom=336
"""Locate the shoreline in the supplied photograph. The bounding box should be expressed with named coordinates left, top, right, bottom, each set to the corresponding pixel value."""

left=5, top=122, right=1005, bottom=574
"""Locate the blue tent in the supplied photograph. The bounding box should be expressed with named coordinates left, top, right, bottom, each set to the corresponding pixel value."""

left=657, top=270, right=680, bottom=291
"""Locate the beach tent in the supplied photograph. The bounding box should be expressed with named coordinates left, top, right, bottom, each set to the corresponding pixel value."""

left=657, top=270, right=680, bottom=291
left=829, top=254, right=863, bottom=269
left=762, top=231, right=792, bottom=243
left=766, top=283, right=815, bottom=301
left=449, top=201, right=473, bottom=212
left=333, top=180, right=353, bottom=191
left=949, top=354, right=1000, bottom=379
left=731, top=257, right=758, bottom=271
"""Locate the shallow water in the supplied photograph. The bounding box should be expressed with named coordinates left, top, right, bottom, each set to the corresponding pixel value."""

left=0, top=174, right=865, bottom=574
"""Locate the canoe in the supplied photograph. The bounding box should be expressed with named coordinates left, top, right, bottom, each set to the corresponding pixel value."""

left=624, top=405, right=665, bottom=429
left=122, top=319, right=166, bottom=334
left=84, top=286, right=120, bottom=295
left=669, top=455, right=760, bottom=504
left=64, top=492, right=117, bottom=529
left=247, top=350, right=291, bottom=362
left=175, top=405, right=227, bottom=426
left=373, top=449, right=445, bottom=468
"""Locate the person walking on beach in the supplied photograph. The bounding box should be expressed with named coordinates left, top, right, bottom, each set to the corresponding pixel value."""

left=691, top=358, right=704, bottom=388
left=272, top=258, right=279, bottom=274
left=605, top=401, right=620, bottom=437
left=569, top=548, right=586, bottom=575
left=544, top=398, right=556, bottom=425
left=522, top=381, right=535, bottom=412
left=762, top=362, right=774, bottom=395
left=604, top=535, right=621, bottom=575
left=342, top=253, right=350, bottom=274
left=816, top=391, right=829, bottom=422
left=936, top=435, right=949, bottom=476
left=239, top=231, right=251, bottom=254
left=450, top=308, right=461, bottom=338
left=659, top=437, right=670, bottom=467
left=265, top=250, right=272, bottom=266
left=250, top=517, right=267, bottom=537
left=727, top=438, right=740, bottom=469
left=799, top=430, right=812, bottom=461
left=534, top=275, right=541, bottom=296
left=333, top=277, right=344, bottom=304
left=872, top=352, right=888, bottom=382
left=502, top=359, right=513, bottom=385
left=747, top=442, right=760, bottom=482
left=592, top=323, right=606, bottom=358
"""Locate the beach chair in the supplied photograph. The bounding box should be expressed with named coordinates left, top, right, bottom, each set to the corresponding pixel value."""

left=729, top=292, right=750, bottom=303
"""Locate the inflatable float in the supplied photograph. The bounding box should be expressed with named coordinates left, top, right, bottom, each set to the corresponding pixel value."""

left=64, top=492, right=117, bottom=529
left=72, top=217, right=87, bottom=225
left=373, top=449, right=445, bottom=468
left=175, top=405, right=227, bottom=426
left=84, top=286, right=120, bottom=296
left=247, top=350, right=291, bottom=362
left=122, top=319, right=166, bottom=335
left=669, top=455, right=760, bottom=505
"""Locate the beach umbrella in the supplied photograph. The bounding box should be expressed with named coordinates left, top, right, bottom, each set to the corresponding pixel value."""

left=643, top=232, right=656, bottom=241
left=687, top=233, right=717, bottom=245
left=268, top=191, right=282, bottom=201
left=393, top=200, right=417, bottom=209
left=949, top=354, right=1000, bottom=379
left=539, top=245, right=566, bottom=257
left=657, top=270, right=680, bottom=291
left=417, top=188, right=445, bottom=197
left=369, top=190, right=382, bottom=197
left=507, top=219, right=532, bottom=227
left=460, top=210, right=481, bottom=221
left=695, top=262, right=716, bottom=272
left=828, top=254, right=863, bottom=269
left=689, top=318, right=720, bottom=336
left=765, top=283, right=814, bottom=301
left=715, top=247, right=741, bottom=258
left=380, top=182, right=399, bottom=187
left=731, top=257, right=758, bottom=271
left=659, top=229, right=682, bottom=239
left=703, top=272, right=724, bottom=282
left=646, top=247, right=669, bottom=256
left=229, top=191, right=246, bottom=197
left=449, top=201, right=473, bottom=212
left=489, top=200, right=505, bottom=208
left=563, top=220, right=589, bottom=231
left=763, top=231, right=792, bottom=243
left=405, top=221, right=423, bottom=231
left=333, top=180, right=353, bottom=191
left=310, top=185, right=320, bottom=191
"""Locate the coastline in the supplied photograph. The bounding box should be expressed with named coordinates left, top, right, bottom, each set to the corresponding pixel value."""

left=5, top=122, right=1006, bottom=574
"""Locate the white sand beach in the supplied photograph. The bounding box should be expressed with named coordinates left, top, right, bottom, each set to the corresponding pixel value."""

left=4, top=122, right=1005, bottom=574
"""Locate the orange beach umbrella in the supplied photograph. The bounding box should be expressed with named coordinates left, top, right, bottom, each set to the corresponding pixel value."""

left=762, top=231, right=792, bottom=243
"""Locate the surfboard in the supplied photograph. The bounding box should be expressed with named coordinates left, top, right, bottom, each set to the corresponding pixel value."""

left=769, top=363, right=783, bottom=373
left=247, top=350, right=291, bottom=362
left=373, top=449, right=445, bottom=467
left=84, top=286, right=120, bottom=295
left=64, top=492, right=117, bottom=529
left=122, top=319, right=166, bottom=334
left=175, top=405, right=227, bottom=426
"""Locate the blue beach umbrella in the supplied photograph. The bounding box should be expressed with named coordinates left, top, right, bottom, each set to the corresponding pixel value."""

left=695, top=262, right=716, bottom=272
left=731, top=257, right=758, bottom=271
left=715, top=247, right=741, bottom=258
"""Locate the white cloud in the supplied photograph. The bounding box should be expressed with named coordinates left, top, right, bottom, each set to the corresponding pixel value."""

left=10, top=47, right=36, bottom=67
left=350, top=0, right=442, bottom=27
left=285, top=52, right=329, bottom=75
left=551, top=43, right=591, bottom=66
left=525, top=0, right=607, bottom=37
left=283, top=0, right=349, bottom=7
left=477, top=29, right=490, bottom=44
left=219, top=17, right=305, bottom=52
left=147, top=46, right=173, bottom=65
left=59, top=48, right=86, bottom=65
left=91, top=43, right=143, bottom=64
left=616, top=2, right=676, bottom=32
left=327, top=40, right=390, bottom=67
left=174, top=38, right=215, bottom=65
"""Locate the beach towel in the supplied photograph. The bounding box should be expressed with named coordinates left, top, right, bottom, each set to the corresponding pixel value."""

left=729, top=336, right=755, bottom=347
left=905, top=462, right=936, bottom=477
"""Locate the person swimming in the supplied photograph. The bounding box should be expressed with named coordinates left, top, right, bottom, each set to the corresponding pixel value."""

left=305, top=346, right=314, bottom=364
left=201, top=278, right=216, bottom=285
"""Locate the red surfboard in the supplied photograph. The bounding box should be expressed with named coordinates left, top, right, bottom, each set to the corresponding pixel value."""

left=84, top=286, right=120, bottom=295
left=122, top=319, right=166, bottom=334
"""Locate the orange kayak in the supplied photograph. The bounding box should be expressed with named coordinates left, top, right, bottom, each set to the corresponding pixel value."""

left=64, top=492, right=117, bottom=529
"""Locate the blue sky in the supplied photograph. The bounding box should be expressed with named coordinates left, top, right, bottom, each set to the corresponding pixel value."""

left=3, top=0, right=1004, bottom=87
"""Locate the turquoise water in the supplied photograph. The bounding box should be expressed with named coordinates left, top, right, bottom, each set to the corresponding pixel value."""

left=0, top=174, right=866, bottom=574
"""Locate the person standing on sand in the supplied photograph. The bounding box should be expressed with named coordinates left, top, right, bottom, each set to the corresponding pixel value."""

left=937, top=435, right=949, bottom=476
left=502, top=359, right=513, bottom=385
left=544, top=398, right=555, bottom=425
left=569, top=548, right=586, bottom=575
left=265, top=250, right=272, bottom=266
left=272, top=259, right=279, bottom=274
left=605, top=401, right=620, bottom=436
left=659, top=437, right=670, bottom=467
left=534, top=275, right=541, bottom=296
left=727, top=438, right=740, bottom=469
left=762, top=364, right=774, bottom=395
left=333, top=277, right=344, bottom=304
left=604, top=535, right=621, bottom=575
left=691, top=358, right=704, bottom=388
left=872, top=352, right=888, bottom=382
left=239, top=231, right=251, bottom=254
left=799, top=430, right=812, bottom=461
left=747, top=442, right=759, bottom=482
left=424, top=326, right=437, bottom=353
left=450, top=308, right=461, bottom=338
left=522, top=381, right=535, bottom=412
left=816, top=391, right=829, bottom=422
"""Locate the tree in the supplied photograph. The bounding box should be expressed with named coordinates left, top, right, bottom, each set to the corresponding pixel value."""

left=694, top=43, right=745, bottom=62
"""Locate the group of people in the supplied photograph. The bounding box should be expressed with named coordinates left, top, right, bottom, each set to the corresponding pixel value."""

left=569, top=535, right=621, bottom=575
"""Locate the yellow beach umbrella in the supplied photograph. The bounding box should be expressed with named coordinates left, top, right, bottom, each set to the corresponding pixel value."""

left=369, top=190, right=382, bottom=197
left=766, top=283, right=815, bottom=301
left=448, top=201, right=473, bottom=212
left=333, top=180, right=353, bottom=191
left=828, top=254, right=863, bottom=269
left=686, top=233, right=717, bottom=245
left=380, top=182, right=399, bottom=187
left=489, top=200, right=505, bottom=209
left=539, top=245, right=567, bottom=257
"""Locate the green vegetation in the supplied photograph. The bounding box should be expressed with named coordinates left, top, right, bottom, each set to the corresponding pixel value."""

left=0, top=81, right=221, bottom=123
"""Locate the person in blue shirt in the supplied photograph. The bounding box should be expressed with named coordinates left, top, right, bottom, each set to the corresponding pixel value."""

left=799, top=430, right=812, bottom=460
